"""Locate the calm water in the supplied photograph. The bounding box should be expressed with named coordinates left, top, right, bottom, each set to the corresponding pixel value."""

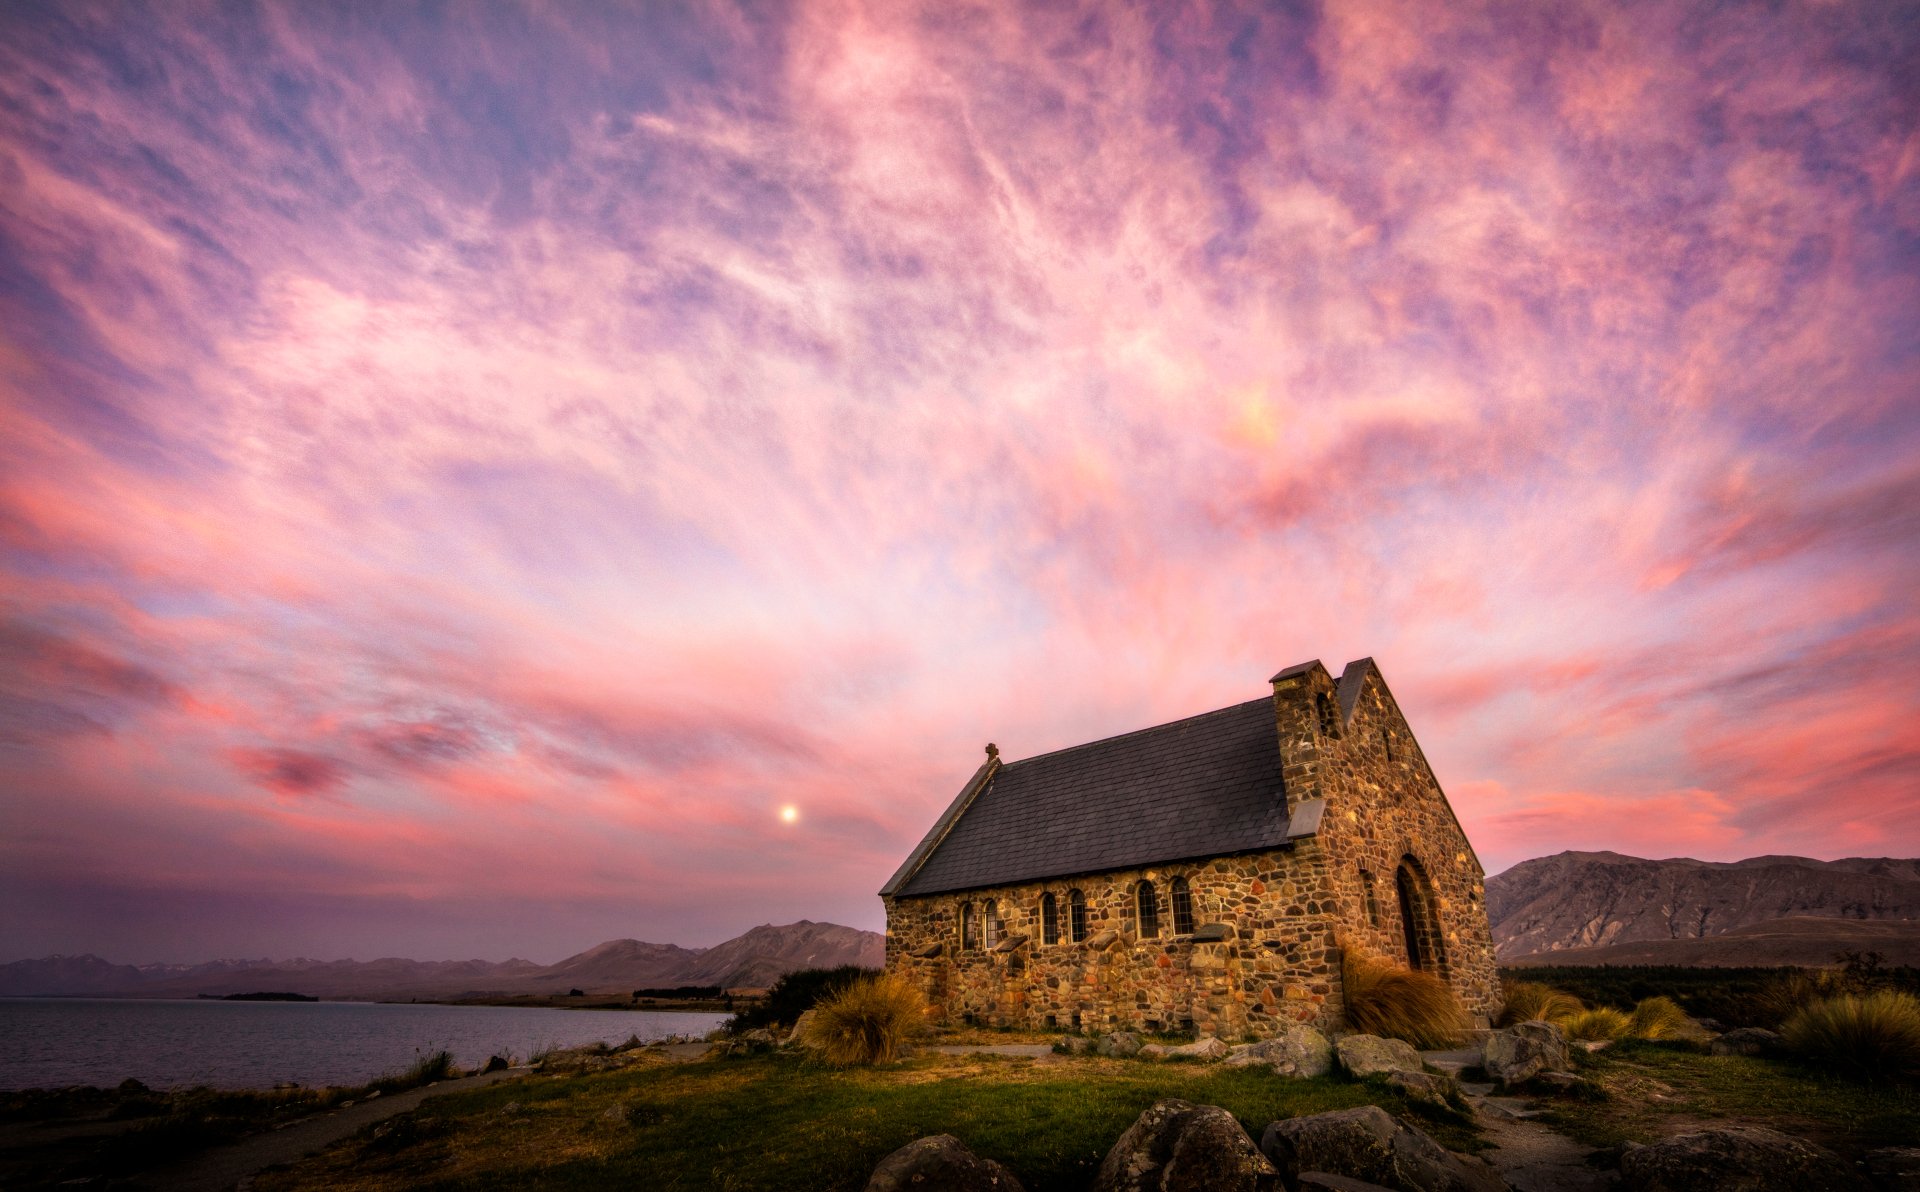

left=0, top=998, right=728, bottom=1090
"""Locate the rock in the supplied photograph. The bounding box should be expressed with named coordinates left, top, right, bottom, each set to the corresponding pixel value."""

left=1482, top=1020, right=1571, bottom=1087
left=1383, top=1070, right=1456, bottom=1109
left=1167, top=1036, right=1230, bottom=1062
left=1709, top=1027, right=1782, bottom=1057
left=742, top=1028, right=776, bottom=1046
left=1298, top=1175, right=1399, bottom=1192
left=1335, top=1034, right=1424, bottom=1080
left=1223, top=1024, right=1335, bottom=1078
left=1058, top=1035, right=1095, bottom=1056
left=1092, top=1098, right=1279, bottom=1192
left=786, top=1010, right=818, bottom=1046
left=1099, top=1031, right=1144, bottom=1058
left=1618, top=1125, right=1867, bottom=1191
left=1532, top=1071, right=1585, bottom=1093
left=866, top=1134, right=1024, bottom=1192
left=1260, top=1104, right=1504, bottom=1192
left=1864, top=1146, right=1920, bottom=1190
left=1139, top=1044, right=1170, bottom=1060
left=481, top=1055, right=509, bottom=1073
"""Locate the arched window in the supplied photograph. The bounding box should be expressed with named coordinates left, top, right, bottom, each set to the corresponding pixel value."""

left=959, top=902, right=976, bottom=949
left=1135, top=880, right=1159, bottom=938
left=1068, top=889, right=1087, bottom=942
left=1360, top=869, right=1381, bottom=927
left=1170, top=875, right=1194, bottom=935
left=1041, top=892, right=1059, bottom=945
left=1316, top=693, right=1339, bottom=738
left=1395, top=855, right=1447, bottom=974
left=983, top=899, right=1000, bottom=947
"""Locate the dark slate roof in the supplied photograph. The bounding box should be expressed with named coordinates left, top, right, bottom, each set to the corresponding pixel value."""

left=895, top=698, right=1291, bottom=897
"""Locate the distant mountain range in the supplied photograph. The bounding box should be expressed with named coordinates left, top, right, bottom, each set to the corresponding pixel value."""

left=0, top=920, right=884, bottom=1000
left=1487, top=851, right=1920, bottom=965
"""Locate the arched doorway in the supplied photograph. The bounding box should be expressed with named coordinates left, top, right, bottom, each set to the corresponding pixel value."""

left=1395, top=855, right=1446, bottom=974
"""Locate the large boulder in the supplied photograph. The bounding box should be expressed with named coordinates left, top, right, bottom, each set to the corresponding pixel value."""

left=1618, top=1126, right=1867, bottom=1191
left=1092, top=1098, right=1279, bottom=1192
left=1482, top=1021, right=1571, bottom=1087
left=1099, top=1031, right=1144, bottom=1058
left=866, top=1135, right=1024, bottom=1192
left=1709, top=1028, right=1782, bottom=1057
left=1384, top=1069, right=1457, bottom=1109
left=785, top=1009, right=818, bottom=1046
left=1167, top=1036, right=1230, bottom=1062
left=1335, top=1034, right=1425, bottom=1080
left=1224, top=1024, right=1335, bottom=1078
left=1260, top=1105, right=1504, bottom=1192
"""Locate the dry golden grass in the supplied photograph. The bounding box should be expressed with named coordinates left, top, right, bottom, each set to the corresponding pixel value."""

left=800, top=972, right=929, bottom=1066
left=1563, top=1006, right=1633, bottom=1041
left=1781, top=991, right=1920, bottom=1081
left=1627, top=996, right=1704, bottom=1042
left=1497, top=981, right=1585, bottom=1028
left=1340, top=947, right=1467, bottom=1049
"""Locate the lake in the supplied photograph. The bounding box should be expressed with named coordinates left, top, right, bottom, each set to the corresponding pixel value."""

left=0, top=998, right=729, bottom=1090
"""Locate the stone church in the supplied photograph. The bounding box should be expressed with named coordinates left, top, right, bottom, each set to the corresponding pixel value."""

left=880, top=658, right=1499, bottom=1038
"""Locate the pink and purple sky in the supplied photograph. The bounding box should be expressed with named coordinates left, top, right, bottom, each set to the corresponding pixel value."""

left=1, top=1, right=1916, bottom=965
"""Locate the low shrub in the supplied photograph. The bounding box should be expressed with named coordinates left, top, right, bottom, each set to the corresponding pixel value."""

left=1755, top=969, right=1849, bottom=1027
left=1781, top=990, right=1920, bottom=1081
left=1627, top=996, right=1703, bottom=1042
left=1341, top=948, right=1466, bottom=1049
left=1497, top=981, right=1585, bottom=1028
left=1563, top=1006, right=1632, bottom=1041
left=728, top=965, right=879, bottom=1035
left=800, top=972, right=928, bottom=1066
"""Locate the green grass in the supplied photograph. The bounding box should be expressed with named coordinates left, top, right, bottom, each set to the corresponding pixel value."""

left=253, top=1051, right=1475, bottom=1192
left=1538, top=1038, right=1920, bottom=1156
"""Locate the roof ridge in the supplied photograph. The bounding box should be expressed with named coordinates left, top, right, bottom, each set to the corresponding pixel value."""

left=998, top=696, right=1272, bottom=770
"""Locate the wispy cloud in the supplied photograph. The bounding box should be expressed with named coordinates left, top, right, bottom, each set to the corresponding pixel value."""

left=1, top=0, right=1914, bottom=962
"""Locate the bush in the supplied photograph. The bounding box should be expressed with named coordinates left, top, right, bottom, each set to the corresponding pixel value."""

left=1755, top=969, right=1849, bottom=1027
left=799, top=972, right=927, bottom=1066
left=1781, top=991, right=1920, bottom=1081
left=1563, top=1006, right=1632, bottom=1041
left=1341, top=948, right=1466, bottom=1049
left=371, top=1048, right=456, bottom=1094
left=1627, top=996, right=1703, bottom=1041
left=1497, top=981, right=1585, bottom=1028
left=728, top=965, right=879, bottom=1035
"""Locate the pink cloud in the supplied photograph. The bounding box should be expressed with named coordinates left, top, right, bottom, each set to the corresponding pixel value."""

left=0, top=0, right=1914, bottom=962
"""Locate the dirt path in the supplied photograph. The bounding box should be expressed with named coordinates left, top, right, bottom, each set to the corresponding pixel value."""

left=1423, top=1048, right=1615, bottom=1192
left=129, top=1067, right=532, bottom=1192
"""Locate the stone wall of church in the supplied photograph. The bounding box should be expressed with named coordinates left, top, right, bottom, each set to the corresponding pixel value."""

left=883, top=840, right=1349, bottom=1039
left=1271, top=664, right=1502, bottom=1023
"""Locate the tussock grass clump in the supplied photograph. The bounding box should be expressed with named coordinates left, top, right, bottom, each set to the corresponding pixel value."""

left=1498, top=981, right=1585, bottom=1028
left=372, top=1048, right=456, bottom=1093
left=1781, top=991, right=1920, bottom=1081
left=1628, top=996, right=1703, bottom=1042
left=800, top=972, right=928, bottom=1066
left=1756, top=969, right=1849, bottom=1027
left=1342, top=948, right=1467, bottom=1049
left=1563, top=1007, right=1632, bottom=1041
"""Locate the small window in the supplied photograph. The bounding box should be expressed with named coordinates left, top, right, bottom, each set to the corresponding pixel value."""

left=1041, top=892, right=1059, bottom=945
left=959, top=901, right=976, bottom=949
left=1135, top=880, right=1159, bottom=938
left=1316, top=693, right=1339, bottom=738
left=983, top=899, right=1000, bottom=947
left=1171, top=876, right=1194, bottom=935
left=1069, top=889, right=1088, bottom=942
left=1361, top=869, right=1381, bottom=927
left=1381, top=724, right=1395, bottom=763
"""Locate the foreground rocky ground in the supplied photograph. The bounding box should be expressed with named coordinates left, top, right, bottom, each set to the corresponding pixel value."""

left=7, top=1021, right=1915, bottom=1190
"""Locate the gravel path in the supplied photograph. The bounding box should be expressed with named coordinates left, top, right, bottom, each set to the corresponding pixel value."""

left=1422, top=1047, right=1616, bottom=1192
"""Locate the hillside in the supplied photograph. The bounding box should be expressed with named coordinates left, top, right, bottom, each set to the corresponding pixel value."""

left=1502, top=915, right=1920, bottom=968
left=0, top=920, right=882, bottom=1000
left=1486, top=850, right=1920, bottom=960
